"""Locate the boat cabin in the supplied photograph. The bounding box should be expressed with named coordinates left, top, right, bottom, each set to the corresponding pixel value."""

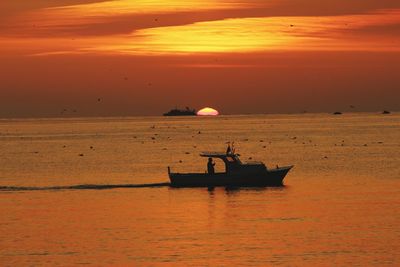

left=200, top=152, right=267, bottom=175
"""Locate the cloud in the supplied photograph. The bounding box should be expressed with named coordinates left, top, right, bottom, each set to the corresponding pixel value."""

left=78, top=10, right=400, bottom=55
left=0, top=0, right=108, bottom=17
left=0, top=0, right=264, bottom=37
left=2, top=0, right=400, bottom=38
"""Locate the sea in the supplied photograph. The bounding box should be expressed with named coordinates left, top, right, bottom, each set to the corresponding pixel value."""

left=0, top=113, right=399, bottom=266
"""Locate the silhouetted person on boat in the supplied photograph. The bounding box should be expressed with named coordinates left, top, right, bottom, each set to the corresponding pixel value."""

left=226, top=141, right=235, bottom=155
left=226, top=142, right=232, bottom=155
left=207, top=158, right=215, bottom=174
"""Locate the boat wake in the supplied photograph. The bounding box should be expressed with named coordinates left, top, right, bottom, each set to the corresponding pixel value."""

left=0, top=183, right=171, bottom=192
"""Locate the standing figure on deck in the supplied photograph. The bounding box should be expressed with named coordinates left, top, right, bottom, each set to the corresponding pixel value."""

left=231, top=141, right=236, bottom=154
left=226, top=141, right=235, bottom=155
left=207, top=157, right=215, bottom=174
left=226, top=142, right=232, bottom=155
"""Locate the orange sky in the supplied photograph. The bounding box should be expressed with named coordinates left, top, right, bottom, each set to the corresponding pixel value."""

left=0, top=0, right=399, bottom=117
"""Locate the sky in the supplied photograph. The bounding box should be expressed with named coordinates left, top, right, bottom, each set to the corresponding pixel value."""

left=0, top=0, right=399, bottom=117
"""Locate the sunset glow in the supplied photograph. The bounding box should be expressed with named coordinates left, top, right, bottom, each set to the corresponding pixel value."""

left=0, top=0, right=399, bottom=117
left=87, top=11, right=400, bottom=55
left=3, top=10, right=400, bottom=55
left=46, top=0, right=249, bottom=16
left=1, top=2, right=400, bottom=265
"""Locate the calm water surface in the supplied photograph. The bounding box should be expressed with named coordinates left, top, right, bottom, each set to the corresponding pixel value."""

left=1, top=114, right=399, bottom=266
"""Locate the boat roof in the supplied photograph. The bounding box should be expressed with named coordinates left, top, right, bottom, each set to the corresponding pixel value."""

left=200, top=151, right=265, bottom=165
left=200, top=152, right=234, bottom=158
left=244, top=161, right=264, bottom=165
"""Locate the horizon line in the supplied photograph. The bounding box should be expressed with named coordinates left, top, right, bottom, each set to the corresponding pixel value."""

left=0, top=110, right=397, bottom=120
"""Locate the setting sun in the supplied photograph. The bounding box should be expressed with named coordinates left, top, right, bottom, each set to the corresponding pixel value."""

left=197, top=107, right=219, bottom=116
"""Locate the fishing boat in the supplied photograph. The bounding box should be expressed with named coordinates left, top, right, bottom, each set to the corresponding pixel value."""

left=168, top=151, right=293, bottom=187
left=163, top=107, right=196, bottom=116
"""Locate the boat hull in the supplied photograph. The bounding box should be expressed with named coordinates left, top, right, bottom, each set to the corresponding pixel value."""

left=169, top=166, right=293, bottom=187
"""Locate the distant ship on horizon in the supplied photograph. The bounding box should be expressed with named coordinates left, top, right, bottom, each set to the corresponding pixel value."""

left=163, top=107, right=197, bottom=116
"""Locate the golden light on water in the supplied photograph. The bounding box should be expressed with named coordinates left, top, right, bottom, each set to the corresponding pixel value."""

left=197, top=107, right=219, bottom=116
